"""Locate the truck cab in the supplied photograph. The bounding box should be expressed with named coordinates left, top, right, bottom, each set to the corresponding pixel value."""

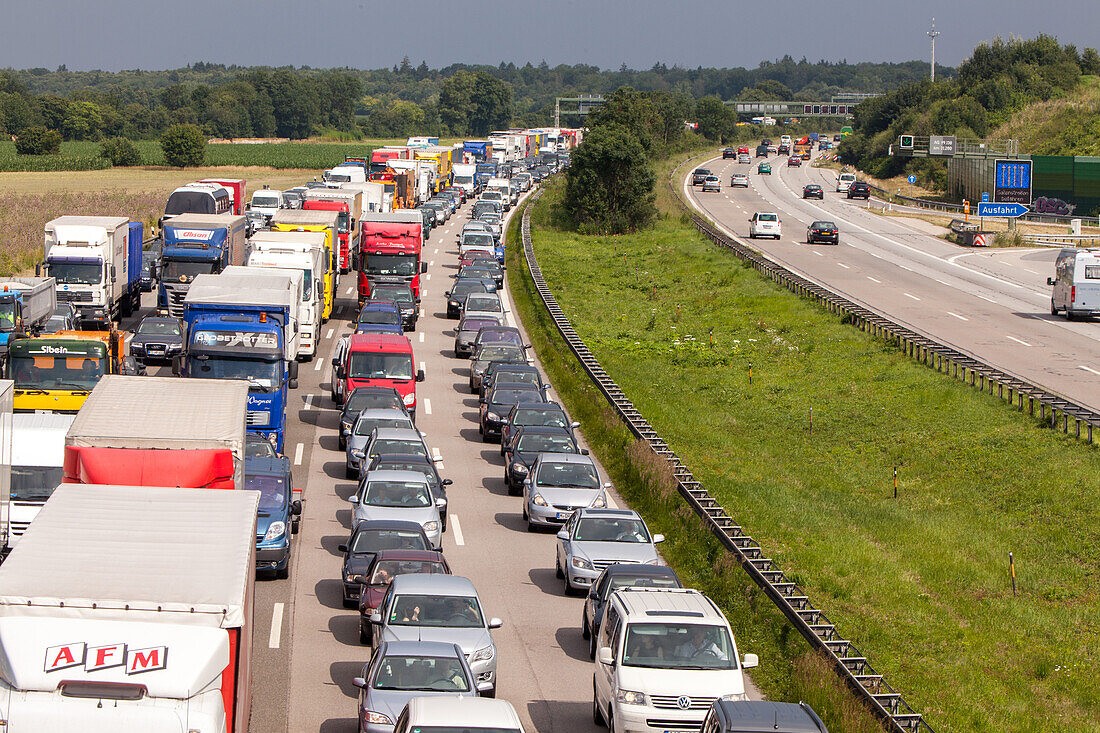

left=6, top=329, right=135, bottom=413
left=246, top=455, right=302, bottom=579
left=248, top=188, right=285, bottom=224
left=8, top=413, right=75, bottom=545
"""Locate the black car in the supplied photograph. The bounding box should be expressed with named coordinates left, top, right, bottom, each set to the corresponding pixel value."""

left=246, top=431, right=280, bottom=459
left=457, top=262, right=504, bottom=289
left=445, top=279, right=493, bottom=319
left=755, top=144, right=769, bottom=158
left=806, top=220, right=840, bottom=245
left=691, top=168, right=712, bottom=186
left=370, top=283, right=417, bottom=330
left=414, top=207, right=435, bottom=240
left=479, top=362, right=545, bottom=402
left=582, top=563, right=682, bottom=658
left=500, top=402, right=577, bottom=454
left=847, top=181, right=871, bottom=200
left=338, top=520, right=431, bottom=607
left=777, top=143, right=790, bottom=156
left=721, top=147, right=736, bottom=159
left=454, top=316, right=504, bottom=359
left=802, top=184, right=824, bottom=200
left=340, top=386, right=408, bottom=449
left=504, top=425, right=585, bottom=494
left=363, top=453, right=453, bottom=528
left=472, top=325, right=525, bottom=353
left=479, top=382, right=547, bottom=442
left=128, top=315, right=185, bottom=366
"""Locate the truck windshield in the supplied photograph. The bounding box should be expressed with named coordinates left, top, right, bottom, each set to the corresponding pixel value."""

left=245, top=474, right=288, bottom=512
left=9, top=354, right=104, bottom=391
left=301, top=269, right=313, bottom=301
left=349, top=353, right=413, bottom=380
left=252, top=195, right=281, bottom=208
left=337, top=211, right=350, bottom=233
left=162, top=259, right=216, bottom=280
left=0, top=302, right=16, bottom=333
left=191, top=357, right=281, bottom=391
left=47, top=260, right=102, bottom=285
left=453, top=175, right=474, bottom=185
left=366, top=255, right=417, bottom=277
left=11, top=465, right=64, bottom=502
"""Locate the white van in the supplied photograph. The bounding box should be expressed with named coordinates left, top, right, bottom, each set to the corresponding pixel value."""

left=1048, top=248, right=1100, bottom=320
left=836, top=172, right=856, bottom=193
left=486, top=177, right=514, bottom=209
left=593, top=588, right=758, bottom=733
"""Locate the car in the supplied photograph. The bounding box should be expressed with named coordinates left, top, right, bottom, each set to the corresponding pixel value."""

left=458, top=231, right=496, bottom=258
left=363, top=453, right=452, bottom=528
left=389, top=695, right=524, bottom=733
left=462, top=293, right=505, bottom=323
left=777, top=143, right=790, bottom=156
left=353, top=641, right=475, bottom=732
left=582, top=563, right=683, bottom=659
left=360, top=427, right=431, bottom=470
left=472, top=325, right=524, bottom=353
left=370, top=284, right=417, bottom=331
left=523, top=453, right=609, bottom=533
left=818, top=139, right=830, bottom=151
left=737, top=153, right=751, bottom=165
left=350, top=470, right=444, bottom=551
left=480, top=362, right=545, bottom=402
left=721, top=147, right=736, bottom=159
left=748, top=212, right=782, bottom=239
left=414, top=207, right=436, bottom=239
left=346, top=409, right=417, bottom=478
left=340, top=387, right=409, bottom=449
left=339, top=520, right=432, bottom=608
left=478, top=191, right=508, bottom=212
left=470, top=200, right=502, bottom=220
left=281, top=189, right=304, bottom=210
left=504, top=425, right=585, bottom=495
left=457, top=262, right=504, bottom=290
left=468, top=344, right=529, bottom=393
left=500, top=402, right=576, bottom=454
left=806, top=220, right=840, bottom=245
left=138, top=253, right=157, bottom=292
left=454, top=316, right=501, bottom=359
left=445, top=279, right=494, bottom=319
left=701, top=175, right=721, bottom=193
left=42, top=302, right=77, bottom=334
left=836, top=172, right=856, bottom=193
left=736, top=145, right=750, bottom=156
left=480, top=382, right=547, bottom=443
left=245, top=455, right=302, bottom=579
left=787, top=155, right=802, bottom=167
left=847, top=181, right=872, bottom=200
left=766, top=144, right=778, bottom=154
left=368, top=575, right=503, bottom=696
left=691, top=168, right=712, bottom=186
left=834, top=133, right=843, bottom=142
left=555, top=508, right=664, bottom=594
left=702, top=700, right=828, bottom=733
left=421, top=201, right=447, bottom=226
left=356, top=552, right=452, bottom=642
left=802, top=184, right=824, bottom=199
left=356, top=302, right=405, bottom=335
left=755, top=144, right=768, bottom=158
left=476, top=212, right=503, bottom=241
left=127, top=315, right=185, bottom=366
left=757, top=162, right=771, bottom=175
left=246, top=431, right=280, bottom=459
left=730, top=173, right=749, bottom=188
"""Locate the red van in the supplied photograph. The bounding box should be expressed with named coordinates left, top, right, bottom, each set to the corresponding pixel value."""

left=331, top=333, right=425, bottom=417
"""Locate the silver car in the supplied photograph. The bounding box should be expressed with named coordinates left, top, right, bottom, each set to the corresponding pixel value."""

left=523, top=453, right=608, bottom=531
left=353, top=640, right=477, bottom=733
left=555, top=508, right=665, bottom=594
left=369, top=575, right=502, bottom=696
left=349, top=470, right=444, bottom=550
left=468, top=343, right=528, bottom=394
left=462, top=293, right=504, bottom=322
left=346, top=409, right=416, bottom=479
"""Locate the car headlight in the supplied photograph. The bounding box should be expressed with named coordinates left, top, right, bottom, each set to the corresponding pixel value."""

left=264, top=522, right=286, bottom=542
left=487, top=412, right=501, bottom=422
left=470, top=645, right=495, bottom=662
left=590, top=494, right=607, bottom=508
left=615, top=689, right=648, bottom=706
left=720, top=693, right=749, bottom=702
left=531, top=493, right=548, bottom=507
left=511, top=463, right=528, bottom=475
left=365, top=711, right=394, bottom=725
left=571, top=556, right=593, bottom=570
left=423, top=521, right=440, bottom=533
left=402, top=392, right=415, bottom=406
left=131, top=344, right=145, bottom=353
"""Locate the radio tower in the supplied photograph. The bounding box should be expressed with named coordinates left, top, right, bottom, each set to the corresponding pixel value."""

left=928, top=18, right=941, bottom=82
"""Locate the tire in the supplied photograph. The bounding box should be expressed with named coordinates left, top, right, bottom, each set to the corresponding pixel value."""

left=482, top=686, right=496, bottom=699
left=360, top=621, right=372, bottom=645
left=1051, top=298, right=1058, bottom=316
left=607, top=710, right=616, bottom=733
left=563, top=570, right=574, bottom=595
left=556, top=556, right=565, bottom=579
left=342, top=596, right=356, bottom=610
left=593, top=684, right=606, bottom=727
left=589, top=626, right=598, bottom=659
left=275, top=564, right=289, bottom=580
left=748, top=232, right=755, bottom=239
left=582, top=611, right=591, bottom=639
left=1066, top=309, right=1074, bottom=321
left=345, top=464, right=356, bottom=480
left=338, top=435, right=346, bottom=451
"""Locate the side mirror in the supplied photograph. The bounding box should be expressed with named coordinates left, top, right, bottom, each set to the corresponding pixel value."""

left=421, top=262, right=428, bottom=274
left=370, top=612, right=382, bottom=625
left=742, top=653, right=759, bottom=669
left=653, top=533, right=665, bottom=544
left=581, top=448, right=590, bottom=455
left=416, top=369, right=425, bottom=382
left=351, top=449, right=364, bottom=459
left=347, top=495, right=359, bottom=504
left=331, top=357, right=339, bottom=367
left=488, top=617, right=503, bottom=629
left=570, top=421, right=580, bottom=429
left=598, top=647, right=614, bottom=666
left=442, top=478, right=453, bottom=486
left=338, top=544, right=348, bottom=553
left=556, top=529, right=569, bottom=540
left=290, top=500, right=302, bottom=516
left=1047, top=277, right=1055, bottom=286
left=288, top=361, right=299, bottom=385
left=352, top=676, right=367, bottom=689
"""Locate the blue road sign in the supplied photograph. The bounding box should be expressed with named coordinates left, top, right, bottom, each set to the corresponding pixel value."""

left=907, top=175, right=917, bottom=184
left=981, top=192, right=990, bottom=202
left=977, top=202, right=1028, bottom=218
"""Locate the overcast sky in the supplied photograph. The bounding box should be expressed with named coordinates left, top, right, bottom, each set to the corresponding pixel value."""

left=2, top=0, right=1095, bottom=73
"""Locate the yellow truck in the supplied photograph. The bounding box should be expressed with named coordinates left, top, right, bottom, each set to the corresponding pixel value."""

left=271, top=209, right=340, bottom=321
left=415, top=146, right=455, bottom=193
left=7, top=328, right=132, bottom=413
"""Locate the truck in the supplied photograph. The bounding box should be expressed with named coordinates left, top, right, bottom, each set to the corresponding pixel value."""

left=303, top=187, right=364, bottom=274
left=406, top=136, right=439, bottom=148
left=414, top=146, right=454, bottom=192
left=271, top=208, right=340, bottom=322
left=0, top=381, right=11, bottom=553
left=63, top=375, right=248, bottom=490
left=7, top=413, right=75, bottom=547
left=343, top=181, right=388, bottom=215
left=247, top=186, right=285, bottom=224
left=0, top=483, right=259, bottom=733
left=0, top=278, right=57, bottom=360
left=463, top=140, right=493, bottom=163
left=246, top=230, right=325, bottom=361
left=452, top=163, right=478, bottom=196
left=793, top=136, right=812, bottom=160
left=162, top=182, right=234, bottom=225
left=475, top=162, right=499, bottom=187
left=158, top=213, right=249, bottom=317
left=388, top=158, right=436, bottom=205
left=198, top=178, right=247, bottom=215
left=5, top=328, right=135, bottom=413
left=358, top=212, right=427, bottom=308
left=323, top=163, right=367, bottom=186
left=368, top=147, right=411, bottom=178
left=182, top=272, right=301, bottom=452
left=41, top=216, right=142, bottom=327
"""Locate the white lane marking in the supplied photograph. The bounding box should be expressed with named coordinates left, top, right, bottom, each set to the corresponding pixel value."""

left=425, top=273, right=431, bottom=281
left=304, top=393, right=314, bottom=409
left=812, top=250, right=823, bottom=257
left=293, top=443, right=304, bottom=465
left=899, top=265, right=914, bottom=272
left=423, top=398, right=432, bottom=415
left=314, top=358, right=323, bottom=371
left=451, top=515, right=465, bottom=546
left=904, top=293, right=921, bottom=301
left=269, top=603, right=284, bottom=648
left=432, top=447, right=444, bottom=470
left=325, top=328, right=334, bottom=339
left=345, top=286, right=353, bottom=295
left=1079, top=365, right=1100, bottom=376
left=429, top=260, right=435, bottom=266
left=975, top=293, right=997, bottom=303
left=837, top=262, right=850, bottom=269
left=1023, top=268, right=1041, bottom=275
left=419, top=360, right=426, bottom=376
left=419, top=332, right=425, bottom=343
left=433, top=249, right=439, bottom=255
left=946, top=311, right=969, bottom=321
left=1006, top=335, right=1032, bottom=347
left=867, top=276, right=881, bottom=283
left=935, top=279, right=951, bottom=286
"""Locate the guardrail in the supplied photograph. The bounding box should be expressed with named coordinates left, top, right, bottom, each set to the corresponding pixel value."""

left=520, top=192, right=934, bottom=733
left=863, top=182, right=1100, bottom=228
left=1021, top=234, right=1100, bottom=248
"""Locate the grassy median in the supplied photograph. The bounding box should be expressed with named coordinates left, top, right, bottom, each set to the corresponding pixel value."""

left=507, top=169, right=1100, bottom=732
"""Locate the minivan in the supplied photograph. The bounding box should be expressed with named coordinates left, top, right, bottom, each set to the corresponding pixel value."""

left=594, top=587, right=758, bottom=733
left=1048, top=248, right=1100, bottom=320
left=332, top=333, right=425, bottom=417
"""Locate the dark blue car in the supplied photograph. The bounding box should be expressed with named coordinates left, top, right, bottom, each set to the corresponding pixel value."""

left=355, top=302, right=404, bottom=335
left=245, top=455, right=302, bottom=579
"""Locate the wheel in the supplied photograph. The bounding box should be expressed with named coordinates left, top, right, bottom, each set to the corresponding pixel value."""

left=275, top=564, right=289, bottom=580
left=345, top=464, right=356, bottom=480
left=563, top=570, right=574, bottom=595
left=338, top=435, right=346, bottom=451
left=748, top=232, right=755, bottom=239
left=1051, top=298, right=1058, bottom=316
left=589, top=626, right=598, bottom=660
left=342, top=596, right=356, bottom=610
left=359, top=621, right=371, bottom=645
left=1066, top=309, right=1074, bottom=321
left=582, top=611, right=591, bottom=639
left=556, top=556, right=564, bottom=579
left=593, top=685, right=606, bottom=727
left=482, top=686, right=496, bottom=699
left=481, top=428, right=492, bottom=443
left=507, top=481, right=521, bottom=497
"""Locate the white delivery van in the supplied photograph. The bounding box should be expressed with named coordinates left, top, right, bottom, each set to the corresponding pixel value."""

left=594, top=588, right=758, bottom=733
left=1048, top=248, right=1100, bottom=320
left=836, top=172, right=857, bottom=193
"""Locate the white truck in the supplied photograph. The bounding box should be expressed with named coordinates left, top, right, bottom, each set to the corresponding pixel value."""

left=7, top=413, right=74, bottom=547
left=0, top=483, right=259, bottom=733
left=486, top=177, right=515, bottom=208
left=247, top=231, right=324, bottom=360
left=41, top=216, right=142, bottom=326
left=247, top=186, right=285, bottom=223
left=342, top=181, right=388, bottom=214
left=323, top=163, right=367, bottom=186
left=387, top=158, right=436, bottom=204
left=452, top=163, right=478, bottom=196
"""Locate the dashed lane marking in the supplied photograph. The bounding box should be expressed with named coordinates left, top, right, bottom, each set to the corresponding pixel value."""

left=293, top=443, right=304, bottom=466
left=946, top=312, right=969, bottom=321
left=269, top=603, right=284, bottom=648
left=451, top=515, right=465, bottom=546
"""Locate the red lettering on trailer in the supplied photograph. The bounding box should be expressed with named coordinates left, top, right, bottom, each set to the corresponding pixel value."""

left=127, top=646, right=168, bottom=675
left=86, top=643, right=126, bottom=672
left=45, top=643, right=85, bottom=672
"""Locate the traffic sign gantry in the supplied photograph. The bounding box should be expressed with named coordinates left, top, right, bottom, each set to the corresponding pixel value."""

left=976, top=202, right=1028, bottom=218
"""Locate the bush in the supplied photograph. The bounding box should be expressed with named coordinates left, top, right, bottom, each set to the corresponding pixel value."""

left=160, top=123, right=206, bottom=167
left=563, top=124, right=656, bottom=235
left=14, top=126, right=62, bottom=155
left=100, top=137, right=142, bottom=166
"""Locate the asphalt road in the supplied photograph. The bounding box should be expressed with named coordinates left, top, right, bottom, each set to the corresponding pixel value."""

left=685, top=152, right=1100, bottom=412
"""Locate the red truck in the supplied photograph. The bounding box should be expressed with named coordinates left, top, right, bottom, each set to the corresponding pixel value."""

left=303, top=192, right=361, bottom=274
left=368, top=147, right=411, bottom=178
left=358, top=212, right=426, bottom=307
left=199, top=178, right=247, bottom=215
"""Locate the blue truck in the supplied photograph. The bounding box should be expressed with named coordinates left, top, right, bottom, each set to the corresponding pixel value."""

left=180, top=268, right=301, bottom=453
left=475, top=162, right=498, bottom=188
left=0, top=278, right=56, bottom=361
left=245, top=454, right=302, bottom=578
left=464, top=140, right=493, bottom=162
left=158, top=213, right=248, bottom=317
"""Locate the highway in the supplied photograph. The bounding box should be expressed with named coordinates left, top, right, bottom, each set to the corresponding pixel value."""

left=684, top=151, right=1100, bottom=412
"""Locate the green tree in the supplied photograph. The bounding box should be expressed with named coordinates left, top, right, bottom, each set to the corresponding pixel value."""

left=100, top=136, right=142, bottom=166
left=586, top=87, right=662, bottom=154
left=693, top=95, right=735, bottom=143
left=439, top=70, right=476, bottom=133
left=469, top=72, right=513, bottom=135
left=61, top=101, right=104, bottom=140
left=563, top=123, right=655, bottom=235
left=15, top=125, right=62, bottom=155
left=160, top=123, right=206, bottom=166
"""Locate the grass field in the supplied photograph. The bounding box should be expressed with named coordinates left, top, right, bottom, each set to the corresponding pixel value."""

left=510, top=173, right=1100, bottom=731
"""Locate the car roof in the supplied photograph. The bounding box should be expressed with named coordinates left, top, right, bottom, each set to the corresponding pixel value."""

left=603, top=563, right=680, bottom=580
left=348, top=386, right=402, bottom=397
left=611, top=587, right=723, bottom=620
left=348, top=332, right=411, bottom=349
left=535, top=452, right=595, bottom=466
left=710, top=701, right=827, bottom=732
left=378, top=640, right=464, bottom=658
left=361, top=469, right=431, bottom=483
left=576, top=507, right=639, bottom=519
left=390, top=573, right=477, bottom=595
left=405, top=696, right=523, bottom=728
left=359, top=302, right=400, bottom=312
left=370, top=427, right=425, bottom=441
left=353, top=519, right=429, bottom=534
left=372, top=452, right=433, bottom=465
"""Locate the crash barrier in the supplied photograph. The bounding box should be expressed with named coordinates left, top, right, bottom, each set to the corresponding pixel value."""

left=947, top=219, right=993, bottom=247
left=865, top=182, right=1100, bottom=228
left=520, top=191, right=935, bottom=733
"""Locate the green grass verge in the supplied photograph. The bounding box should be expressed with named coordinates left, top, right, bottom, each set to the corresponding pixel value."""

left=508, top=165, right=1100, bottom=732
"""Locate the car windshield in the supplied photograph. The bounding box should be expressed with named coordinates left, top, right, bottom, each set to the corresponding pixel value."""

left=813, top=221, right=837, bottom=229
left=390, top=594, right=485, bottom=628
left=136, top=319, right=180, bottom=336
left=252, top=194, right=281, bottom=208
left=516, top=434, right=574, bottom=454
left=459, top=318, right=498, bottom=336
left=245, top=473, right=287, bottom=512
left=354, top=413, right=414, bottom=435
left=478, top=331, right=522, bottom=347
left=370, top=559, right=448, bottom=585
left=362, top=480, right=431, bottom=508
left=536, top=461, right=598, bottom=489
left=452, top=282, right=489, bottom=298
left=463, top=234, right=494, bottom=247
left=351, top=529, right=428, bottom=553
left=476, top=345, right=523, bottom=364
left=348, top=353, right=413, bottom=380
left=372, top=439, right=428, bottom=459
left=373, top=654, right=470, bottom=692
left=245, top=435, right=278, bottom=459
left=358, top=309, right=402, bottom=326
left=42, top=314, right=69, bottom=333
left=622, top=623, right=737, bottom=670
left=516, top=408, right=568, bottom=428
left=805, top=185, right=821, bottom=191
left=346, top=391, right=402, bottom=414
left=574, top=517, right=650, bottom=542
left=372, top=288, right=413, bottom=305
left=492, top=388, right=541, bottom=407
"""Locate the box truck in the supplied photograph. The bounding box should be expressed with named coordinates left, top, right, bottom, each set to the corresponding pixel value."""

left=0, top=277, right=57, bottom=360
left=158, top=213, right=248, bottom=317
left=7, top=412, right=74, bottom=547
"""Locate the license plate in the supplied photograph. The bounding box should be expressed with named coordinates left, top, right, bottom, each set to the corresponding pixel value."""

left=555, top=512, right=570, bottom=520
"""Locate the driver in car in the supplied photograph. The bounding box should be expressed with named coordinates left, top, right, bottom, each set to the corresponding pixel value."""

left=675, top=627, right=727, bottom=661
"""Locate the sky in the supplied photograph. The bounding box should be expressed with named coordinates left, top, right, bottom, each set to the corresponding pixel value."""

left=1, top=0, right=1096, bottom=73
